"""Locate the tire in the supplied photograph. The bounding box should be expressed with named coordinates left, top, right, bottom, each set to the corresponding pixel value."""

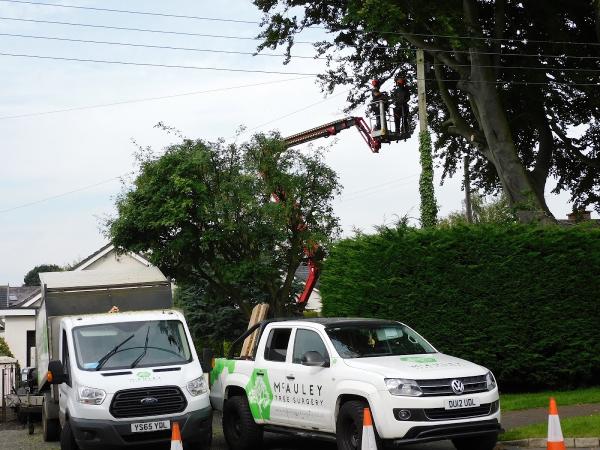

left=60, top=420, right=79, bottom=450
left=336, top=400, right=381, bottom=450
left=42, top=399, right=60, bottom=442
left=452, top=433, right=498, bottom=450
left=222, top=396, right=263, bottom=450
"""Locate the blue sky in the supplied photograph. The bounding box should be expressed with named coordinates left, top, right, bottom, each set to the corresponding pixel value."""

left=0, top=0, right=579, bottom=285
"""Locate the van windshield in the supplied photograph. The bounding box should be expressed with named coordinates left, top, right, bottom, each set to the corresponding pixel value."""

left=325, top=323, right=436, bottom=358
left=72, top=320, right=192, bottom=371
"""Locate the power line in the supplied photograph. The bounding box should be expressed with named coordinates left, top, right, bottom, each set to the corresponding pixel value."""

left=0, top=51, right=320, bottom=75
left=1, top=16, right=599, bottom=61
left=0, top=16, right=313, bottom=44
left=2, top=32, right=597, bottom=72
left=0, top=77, right=311, bottom=120
left=0, top=176, right=122, bottom=213
left=2, top=51, right=598, bottom=87
left=0, top=0, right=260, bottom=24
left=0, top=32, right=318, bottom=59
left=2, top=0, right=600, bottom=48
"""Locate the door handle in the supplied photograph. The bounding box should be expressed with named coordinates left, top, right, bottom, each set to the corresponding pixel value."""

left=286, top=374, right=295, bottom=380
left=256, top=371, right=265, bottom=376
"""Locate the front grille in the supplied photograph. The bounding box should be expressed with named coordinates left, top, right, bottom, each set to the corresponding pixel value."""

left=110, top=386, right=187, bottom=418
left=417, top=375, right=488, bottom=396
left=424, top=402, right=495, bottom=420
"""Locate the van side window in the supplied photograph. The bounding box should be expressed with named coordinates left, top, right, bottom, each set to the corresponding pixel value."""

left=264, top=328, right=292, bottom=362
left=292, top=329, right=329, bottom=364
left=62, top=330, right=71, bottom=386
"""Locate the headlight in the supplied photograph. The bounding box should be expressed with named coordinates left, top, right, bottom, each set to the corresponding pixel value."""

left=385, top=378, right=423, bottom=397
left=77, top=386, right=106, bottom=405
left=187, top=376, right=208, bottom=396
left=485, top=371, right=497, bottom=391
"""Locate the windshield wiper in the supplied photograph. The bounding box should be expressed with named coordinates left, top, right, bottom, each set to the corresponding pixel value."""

left=130, top=326, right=151, bottom=369
left=95, top=334, right=135, bottom=371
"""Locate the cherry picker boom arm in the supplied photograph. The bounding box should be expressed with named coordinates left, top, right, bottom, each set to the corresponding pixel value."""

left=280, top=116, right=380, bottom=306
left=284, top=117, right=381, bottom=153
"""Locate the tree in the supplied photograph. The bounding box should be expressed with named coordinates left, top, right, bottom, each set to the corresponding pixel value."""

left=108, top=133, right=340, bottom=324
left=439, top=194, right=517, bottom=227
left=0, top=337, right=14, bottom=358
left=254, top=0, right=600, bottom=221
left=23, top=264, right=63, bottom=286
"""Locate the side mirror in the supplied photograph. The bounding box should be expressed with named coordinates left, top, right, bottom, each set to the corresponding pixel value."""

left=201, top=348, right=214, bottom=374
left=47, top=360, right=67, bottom=384
left=301, top=351, right=330, bottom=368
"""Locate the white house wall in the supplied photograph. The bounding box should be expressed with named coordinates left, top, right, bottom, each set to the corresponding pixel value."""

left=4, top=316, right=35, bottom=368
left=83, top=252, right=149, bottom=271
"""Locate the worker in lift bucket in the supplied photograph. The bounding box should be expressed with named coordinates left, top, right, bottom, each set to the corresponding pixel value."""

left=370, top=79, right=388, bottom=130
left=392, top=76, right=410, bottom=138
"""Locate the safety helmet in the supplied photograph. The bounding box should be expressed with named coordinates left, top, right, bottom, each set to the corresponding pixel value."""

left=371, top=79, right=380, bottom=87
left=395, top=77, right=406, bottom=85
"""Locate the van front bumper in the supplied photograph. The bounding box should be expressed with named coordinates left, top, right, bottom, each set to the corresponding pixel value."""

left=69, top=406, right=212, bottom=449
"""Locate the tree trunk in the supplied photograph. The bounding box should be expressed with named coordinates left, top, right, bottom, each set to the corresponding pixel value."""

left=463, top=50, right=554, bottom=223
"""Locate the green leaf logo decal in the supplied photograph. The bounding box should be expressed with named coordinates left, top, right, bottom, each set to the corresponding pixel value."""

left=210, top=358, right=236, bottom=386
left=246, top=369, right=273, bottom=420
left=399, top=356, right=437, bottom=363
left=136, top=371, right=152, bottom=379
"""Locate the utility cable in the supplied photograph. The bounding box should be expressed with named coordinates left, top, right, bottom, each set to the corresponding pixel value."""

left=2, top=0, right=600, bottom=48
left=0, top=77, right=311, bottom=120
left=1, top=51, right=598, bottom=87
left=0, top=32, right=318, bottom=59
left=0, top=51, right=321, bottom=76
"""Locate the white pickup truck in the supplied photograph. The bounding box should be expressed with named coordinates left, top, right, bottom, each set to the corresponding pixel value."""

left=210, top=318, right=501, bottom=450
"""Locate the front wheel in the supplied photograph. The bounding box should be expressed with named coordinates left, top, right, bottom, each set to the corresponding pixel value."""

left=452, top=433, right=498, bottom=450
left=222, top=396, right=263, bottom=450
left=60, top=420, right=79, bottom=450
left=336, top=400, right=381, bottom=450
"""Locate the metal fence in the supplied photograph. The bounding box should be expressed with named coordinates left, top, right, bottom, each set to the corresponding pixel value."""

left=0, top=361, right=18, bottom=423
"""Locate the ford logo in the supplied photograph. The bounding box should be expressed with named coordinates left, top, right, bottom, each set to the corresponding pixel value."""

left=140, top=397, right=159, bottom=405
left=451, top=379, right=465, bottom=395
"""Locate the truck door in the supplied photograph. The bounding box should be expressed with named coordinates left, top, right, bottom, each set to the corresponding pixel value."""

left=252, top=326, right=293, bottom=426
left=58, top=329, right=73, bottom=422
left=286, top=327, right=335, bottom=432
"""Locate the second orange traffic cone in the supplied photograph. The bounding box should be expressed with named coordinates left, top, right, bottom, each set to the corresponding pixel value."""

left=361, top=407, right=378, bottom=450
left=547, top=397, right=566, bottom=450
left=170, top=422, right=183, bottom=450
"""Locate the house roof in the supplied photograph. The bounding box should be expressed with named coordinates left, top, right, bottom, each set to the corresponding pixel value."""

left=0, top=285, right=39, bottom=308
left=0, top=287, right=7, bottom=309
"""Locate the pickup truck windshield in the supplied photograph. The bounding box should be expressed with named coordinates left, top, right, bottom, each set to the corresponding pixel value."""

left=326, top=323, right=436, bottom=358
left=73, top=320, right=192, bottom=371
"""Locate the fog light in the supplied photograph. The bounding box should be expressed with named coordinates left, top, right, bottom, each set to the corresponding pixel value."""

left=397, top=409, right=411, bottom=420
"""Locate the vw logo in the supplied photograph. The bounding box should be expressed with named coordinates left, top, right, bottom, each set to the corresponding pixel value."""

left=140, top=397, right=159, bottom=405
left=451, top=379, right=465, bottom=395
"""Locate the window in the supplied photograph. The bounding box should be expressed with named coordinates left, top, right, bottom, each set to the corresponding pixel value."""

left=264, top=328, right=292, bottom=362
left=292, top=329, right=329, bottom=364
left=62, top=330, right=71, bottom=386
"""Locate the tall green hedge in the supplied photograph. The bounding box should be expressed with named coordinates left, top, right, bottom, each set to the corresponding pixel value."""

left=321, top=224, right=600, bottom=392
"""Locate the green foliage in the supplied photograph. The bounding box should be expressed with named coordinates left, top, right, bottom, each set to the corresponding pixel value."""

left=253, top=0, right=600, bottom=216
left=321, top=224, right=600, bottom=391
left=439, top=194, right=517, bottom=227
left=418, top=131, right=438, bottom=228
left=501, top=387, right=600, bottom=412
left=108, top=131, right=340, bottom=339
left=23, top=264, right=63, bottom=286
left=0, top=337, right=14, bottom=357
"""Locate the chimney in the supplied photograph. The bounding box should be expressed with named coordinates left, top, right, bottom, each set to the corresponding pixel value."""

left=567, top=210, right=592, bottom=222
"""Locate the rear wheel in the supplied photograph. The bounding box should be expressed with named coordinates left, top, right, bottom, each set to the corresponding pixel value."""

left=42, top=398, right=60, bottom=442
left=452, top=433, right=498, bottom=450
left=222, top=396, right=263, bottom=450
left=336, top=400, right=381, bottom=450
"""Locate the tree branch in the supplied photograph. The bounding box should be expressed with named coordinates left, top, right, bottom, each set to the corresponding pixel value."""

left=493, top=0, right=507, bottom=77
left=530, top=99, right=554, bottom=195
left=552, top=123, right=600, bottom=169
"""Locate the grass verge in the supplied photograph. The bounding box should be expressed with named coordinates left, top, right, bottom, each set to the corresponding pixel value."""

left=500, top=414, right=600, bottom=440
left=501, top=387, right=600, bottom=412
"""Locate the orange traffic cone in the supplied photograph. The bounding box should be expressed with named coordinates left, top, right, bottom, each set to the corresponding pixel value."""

left=547, top=398, right=566, bottom=450
left=170, top=422, right=183, bottom=450
left=361, top=407, right=378, bottom=450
